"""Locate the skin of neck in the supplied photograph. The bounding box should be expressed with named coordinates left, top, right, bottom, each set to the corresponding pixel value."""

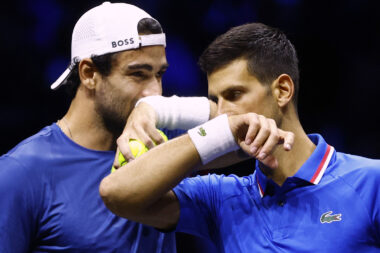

left=260, top=103, right=316, bottom=186
left=60, top=85, right=119, bottom=151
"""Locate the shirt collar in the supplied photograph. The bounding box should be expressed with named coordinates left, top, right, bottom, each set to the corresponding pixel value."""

left=255, top=164, right=267, bottom=198
left=255, top=134, right=335, bottom=198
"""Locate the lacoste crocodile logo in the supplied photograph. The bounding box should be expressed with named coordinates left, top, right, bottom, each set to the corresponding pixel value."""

left=320, top=211, right=342, bottom=224
left=198, top=127, right=207, bottom=136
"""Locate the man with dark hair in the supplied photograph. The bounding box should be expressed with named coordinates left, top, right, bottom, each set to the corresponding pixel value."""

left=0, top=2, right=175, bottom=252
left=199, top=22, right=300, bottom=105
left=100, top=22, right=380, bottom=252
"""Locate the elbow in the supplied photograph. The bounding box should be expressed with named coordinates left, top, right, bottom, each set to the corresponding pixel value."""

left=99, top=176, right=119, bottom=214
left=99, top=176, right=143, bottom=218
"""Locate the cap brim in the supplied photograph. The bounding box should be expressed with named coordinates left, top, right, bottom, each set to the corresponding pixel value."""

left=50, top=67, right=72, bottom=90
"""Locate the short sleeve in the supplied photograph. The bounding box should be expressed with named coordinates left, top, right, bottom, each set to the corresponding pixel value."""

left=0, top=156, right=40, bottom=253
left=173, top=174, right=222, bottom=239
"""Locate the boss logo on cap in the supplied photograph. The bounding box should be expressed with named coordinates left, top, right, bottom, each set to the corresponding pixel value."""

left=111, top=38, right=135, bottom=48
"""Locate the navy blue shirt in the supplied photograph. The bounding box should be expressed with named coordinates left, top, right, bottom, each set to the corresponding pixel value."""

left=0, top=124, right=176, bottom=253
left=173, top=134, right=380, bottom=252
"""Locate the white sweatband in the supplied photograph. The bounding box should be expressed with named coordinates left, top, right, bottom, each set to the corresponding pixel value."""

left=188, top=114, right=240, bottom=165
left=135, top=96, right=210, bottom=130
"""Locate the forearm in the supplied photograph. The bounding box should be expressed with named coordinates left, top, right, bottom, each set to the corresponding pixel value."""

left=101, top=114, right=238, bottom=223
left=103, top=111, right=295, bottom=228
left=136, top=95, right=217, bottom=130
left=100, top=134, right=200, bottom=218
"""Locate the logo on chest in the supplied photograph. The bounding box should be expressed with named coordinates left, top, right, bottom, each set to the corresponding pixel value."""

left=320, top=211, right=342, bottom=224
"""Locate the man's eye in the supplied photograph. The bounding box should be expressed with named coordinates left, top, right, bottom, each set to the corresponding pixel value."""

left=226, top=90, right=242, bottom=101
left=131, top=72, right=147, bottom=78
left=156, top=71, right=165, bottom=78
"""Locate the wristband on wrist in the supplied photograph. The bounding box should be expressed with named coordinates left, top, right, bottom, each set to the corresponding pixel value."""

left=135, top=96, right=210, bottom=130
left=187, top=114, right=240, bottom=165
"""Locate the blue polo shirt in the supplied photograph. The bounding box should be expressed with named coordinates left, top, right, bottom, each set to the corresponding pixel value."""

left=173, top=134, right=380, bottom=252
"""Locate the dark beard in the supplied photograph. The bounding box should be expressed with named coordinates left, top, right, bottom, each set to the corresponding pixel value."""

left=95, top=103, right=127, bottom=137
left=103, top=114, right=125, bottom=137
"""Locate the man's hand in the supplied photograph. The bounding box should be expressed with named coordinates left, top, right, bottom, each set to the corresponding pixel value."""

left=114, top=102, right=164, bottom=169
left=228, top=113, right=294, bottom=169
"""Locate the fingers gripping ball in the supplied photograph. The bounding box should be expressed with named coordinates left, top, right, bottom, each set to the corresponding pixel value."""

left=118, top=140, right=148, bottom=166
left=111, top=130, right=168, bottom=173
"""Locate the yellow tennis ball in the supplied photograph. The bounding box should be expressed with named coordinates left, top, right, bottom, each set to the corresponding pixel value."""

left=158, top=129, right=168, bottom=142
left=111, top=129, right=168, bottom=173
left=121, top=139, right=148, bottom=165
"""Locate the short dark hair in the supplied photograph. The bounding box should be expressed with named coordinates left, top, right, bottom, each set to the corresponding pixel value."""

left=63, top=18, right=163, bottom=99
left=199, top=23, right=300, bottom=104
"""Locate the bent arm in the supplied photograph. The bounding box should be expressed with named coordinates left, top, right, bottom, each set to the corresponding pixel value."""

left=100, top=134, right=200, bottom=229
left=101, top=113, right=294, bottom=230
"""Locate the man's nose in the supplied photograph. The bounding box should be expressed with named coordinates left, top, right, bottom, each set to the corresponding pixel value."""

left=142, top=78, right=162, bottom=97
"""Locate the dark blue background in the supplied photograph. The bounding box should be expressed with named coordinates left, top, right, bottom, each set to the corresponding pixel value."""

left=1, top=0, right=379, bottom=157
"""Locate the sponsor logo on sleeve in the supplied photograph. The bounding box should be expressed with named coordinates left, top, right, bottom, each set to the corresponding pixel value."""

left=197, top=127, right=207, bottom=136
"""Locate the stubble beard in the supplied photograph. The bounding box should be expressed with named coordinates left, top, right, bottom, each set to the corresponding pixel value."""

left=96, top=104, right=126, bottom=137
left=94, top=91, right=129, bottom=138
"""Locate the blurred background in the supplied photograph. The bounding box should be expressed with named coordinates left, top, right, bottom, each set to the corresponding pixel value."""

left=1, top=0, right=379, bottom=251
left=1, top=0, right=380, bottom=157
left=1, top=0, right=379, bottom=158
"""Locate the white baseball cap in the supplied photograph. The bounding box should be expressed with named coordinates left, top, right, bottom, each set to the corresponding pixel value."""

left=51, top=1, right=166, bottom=90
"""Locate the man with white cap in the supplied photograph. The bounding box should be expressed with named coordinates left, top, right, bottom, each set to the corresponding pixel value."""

left=0, top=2, right=175, bottom=252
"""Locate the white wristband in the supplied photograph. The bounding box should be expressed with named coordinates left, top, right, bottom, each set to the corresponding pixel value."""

left=135, top=96, right=210, bottom=130
left=188, top=114, right=240, bottom=165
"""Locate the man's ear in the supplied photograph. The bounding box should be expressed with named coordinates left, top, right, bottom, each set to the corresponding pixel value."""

left=271, top=74, right=294, bottom=107
left=78, top=58, right=98, bottom=90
